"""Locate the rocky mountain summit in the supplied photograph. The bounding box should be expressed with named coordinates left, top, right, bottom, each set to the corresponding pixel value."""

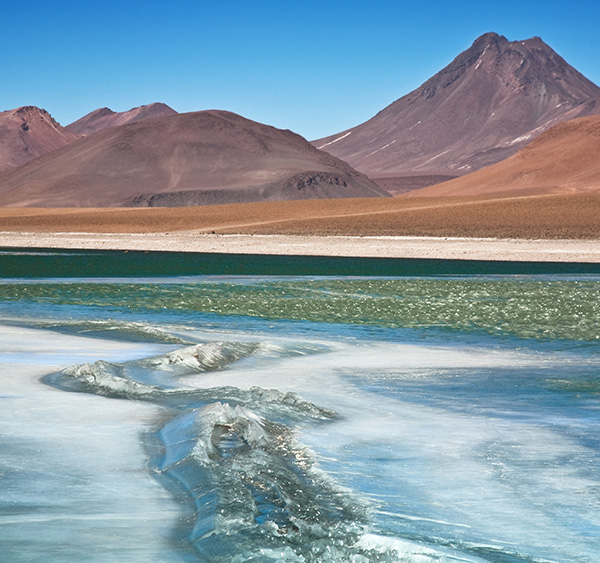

left=0, top=106, right=78, bottom=172
left=66, top=103, right=178, bottom=136
left=314, top=32, right=600, bottom=177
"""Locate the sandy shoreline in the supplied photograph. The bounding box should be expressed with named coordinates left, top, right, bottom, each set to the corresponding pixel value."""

left=0, top=194, right=598, bottom=262
left=1, top=231, right=599, bottom=263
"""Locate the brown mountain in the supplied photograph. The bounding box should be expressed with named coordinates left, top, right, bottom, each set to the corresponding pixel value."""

left=0, top=110, right=387, bottom=207
left=0, top=106, right=79, bottom=172
left=66, top=102, right=178, bottom=136
left=314, top=32, right=600, bottom=178
left=404, top=113, right=600, bottom=197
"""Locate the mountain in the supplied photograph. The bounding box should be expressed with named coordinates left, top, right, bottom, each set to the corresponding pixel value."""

left=66, top=102, right=178, bottom=136
left=314, top=32, right=600, bottom=178
left=0, top=103, right=180, bottom=172
left=403, top=113, right=600, bottom=197
left=0, top=110, right=387, bottom=207
left=0, top=106, right=79, bottom=172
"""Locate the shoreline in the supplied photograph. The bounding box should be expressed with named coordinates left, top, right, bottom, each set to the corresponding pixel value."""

left=1, top=232, right=599, bottom=263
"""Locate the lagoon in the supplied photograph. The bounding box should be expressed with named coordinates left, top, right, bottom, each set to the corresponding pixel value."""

left=1, top=251, right=599, bottom=561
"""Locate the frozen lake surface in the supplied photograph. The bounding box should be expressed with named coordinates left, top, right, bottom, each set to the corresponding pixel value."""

left=1, top=273, right=599, bottom=562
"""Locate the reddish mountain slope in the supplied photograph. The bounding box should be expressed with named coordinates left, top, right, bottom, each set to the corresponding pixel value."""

left=66, top=102, right=178, bottom=136
left=405, top=114, right=600, bottom=197
left=0, top=110, right=387, bottom=207
left=314, top=33, right=600, bottom=177
left=0, top=106, right=79, bottom=172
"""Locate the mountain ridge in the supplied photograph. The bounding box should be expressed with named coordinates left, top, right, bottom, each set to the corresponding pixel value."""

left=313, top=32, right=600, bottom=177
left=403, top=113, right=600, bottom=197
left=66, top=102, right=178, bottom=136
left=0, top=109, right=387, bottom=207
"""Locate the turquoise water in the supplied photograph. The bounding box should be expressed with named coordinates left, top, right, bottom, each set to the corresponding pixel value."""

left=1, top=251, right=599, bottom=562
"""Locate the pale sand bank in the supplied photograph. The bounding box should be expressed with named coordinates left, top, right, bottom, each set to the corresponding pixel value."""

left=1, top=232, right=599, bottom=263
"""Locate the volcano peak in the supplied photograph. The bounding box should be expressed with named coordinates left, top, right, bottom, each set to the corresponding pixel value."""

left=314, top=33, right=600, bottom=177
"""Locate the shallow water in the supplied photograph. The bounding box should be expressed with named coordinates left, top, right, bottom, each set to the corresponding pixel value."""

left=1, top=273, right=599, bottom=562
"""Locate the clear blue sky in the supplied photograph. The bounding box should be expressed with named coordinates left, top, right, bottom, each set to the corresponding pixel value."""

left=2, top=0, right=599, bottom=140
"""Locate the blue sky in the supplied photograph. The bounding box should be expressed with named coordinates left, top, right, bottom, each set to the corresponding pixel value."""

left=2, top=0, right=599, bottom=140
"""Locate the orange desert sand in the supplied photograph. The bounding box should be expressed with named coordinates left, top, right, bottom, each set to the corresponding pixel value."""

left=0, top=193, right=599, bottom=262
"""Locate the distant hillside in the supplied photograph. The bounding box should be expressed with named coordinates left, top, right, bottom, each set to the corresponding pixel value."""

left=405, top=114, right=600, bottom=197
left=0, top=110, right=388, bottom=207
left=66, top=103, right=178, bottom=136
left=0, top=106, right=79, bottom=172
left=314, top=32, right=600, bottom=177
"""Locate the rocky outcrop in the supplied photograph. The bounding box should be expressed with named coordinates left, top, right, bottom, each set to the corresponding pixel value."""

left=0, top=106, right=79, bottom=171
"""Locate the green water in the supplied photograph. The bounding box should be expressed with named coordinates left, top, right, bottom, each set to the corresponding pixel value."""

left=2, top=247, right=600, bottom=277
left=1, top=277, right=598, bottom=341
